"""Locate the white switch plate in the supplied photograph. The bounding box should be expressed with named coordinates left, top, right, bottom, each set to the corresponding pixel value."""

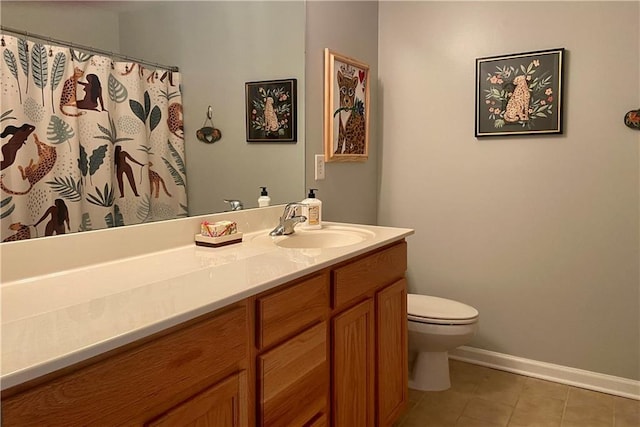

left=315, top=154, right=325, bottom=180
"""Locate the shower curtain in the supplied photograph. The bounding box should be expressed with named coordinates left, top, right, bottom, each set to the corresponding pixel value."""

left=0, top=34, right=187, bottom=241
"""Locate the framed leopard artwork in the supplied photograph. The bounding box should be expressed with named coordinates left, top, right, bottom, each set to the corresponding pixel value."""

left=475, top=48, right=565, bottom=137
left=245, top=78, right=297, bottom=143
left=323, top=48, right=370, bottom=162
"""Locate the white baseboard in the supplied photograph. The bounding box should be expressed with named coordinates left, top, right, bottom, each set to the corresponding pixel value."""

left=449, top=346, right=640, bottom=401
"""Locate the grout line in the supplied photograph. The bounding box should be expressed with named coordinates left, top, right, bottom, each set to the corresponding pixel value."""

left=560, top=387, right=571, bottom=426
left=506, top=391, right=522, bottom=427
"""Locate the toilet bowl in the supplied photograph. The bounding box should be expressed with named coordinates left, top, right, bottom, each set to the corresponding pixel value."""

left=407, top=294, right=479, bottom=391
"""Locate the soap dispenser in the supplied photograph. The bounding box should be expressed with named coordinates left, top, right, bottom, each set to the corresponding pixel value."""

left=258, top=186, right=271, bottom=207
left=301, top=188, right=322, bottom=229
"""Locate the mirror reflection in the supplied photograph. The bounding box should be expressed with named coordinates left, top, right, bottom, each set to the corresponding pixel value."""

left=0, top=1, right=305, bottom=242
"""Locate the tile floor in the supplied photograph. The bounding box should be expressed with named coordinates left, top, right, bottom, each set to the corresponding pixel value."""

left=394, top=360, right=640, bottom=427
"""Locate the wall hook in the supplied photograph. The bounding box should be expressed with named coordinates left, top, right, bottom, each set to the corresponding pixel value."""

left=624, top=108, right=640, bottom=130
left=196, top=105, right=222, bottom=143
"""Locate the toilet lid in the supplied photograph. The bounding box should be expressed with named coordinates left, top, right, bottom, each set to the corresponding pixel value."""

left=408, top=294, right=478, bottom=325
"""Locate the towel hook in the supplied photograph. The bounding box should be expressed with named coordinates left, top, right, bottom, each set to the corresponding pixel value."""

left=197, top=105, right=222, bottom=143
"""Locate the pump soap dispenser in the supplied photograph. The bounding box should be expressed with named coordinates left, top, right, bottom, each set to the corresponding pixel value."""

left=258, top=187, right=271, bottom=207
left=301, top=188, right=322, bottom=229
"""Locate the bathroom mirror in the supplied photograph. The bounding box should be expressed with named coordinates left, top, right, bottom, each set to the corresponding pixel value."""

left=0, top=0, right=305, bottom=240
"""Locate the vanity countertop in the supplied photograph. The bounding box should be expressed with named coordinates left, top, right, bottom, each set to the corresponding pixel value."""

left=1, top=221, right=413, bottom=390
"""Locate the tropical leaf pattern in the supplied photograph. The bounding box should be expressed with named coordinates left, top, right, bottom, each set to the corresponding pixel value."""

left=105, top=204, right=125, bottom=228
left=163, top=140, right=187, bottom=188
left=108, top=74, right=128, bottom=103
left=130, top=91, right=164, bottom=134
left=95, top=115, right=133, bottom=144
left=78, top=145, right=89, bottom=177
left=167, top=140, right=186, bottom=176
left=78, top=212, right=92, bottom=232
left=87, top=183, right=114, bottom=207
left=0, top=34, right=187, bottom=241
left=136, top=193, right=152, bottom=222
left=149, top=106, right=161, bottom=132
left=159, top=88, right=180, bottom=101
left=77, top=142, right=109, bottom=185
left=0, top=196, right=15, bottom=219
left=47, top=115, right=75, bottom=151
left=89, top=145, right=108, bottom=177
left=17, top=38, right=29, bottom=93
left=1, top=109, right=17, bottom=122
left=71, top=49, right=93, bottom=62
left=30, top=43, right=48, bottom=106
left=3, top=49, right=21, bottom=103
left=50, top=52, right=66, bottom=112
left=46, top=176, right=83, bottom=202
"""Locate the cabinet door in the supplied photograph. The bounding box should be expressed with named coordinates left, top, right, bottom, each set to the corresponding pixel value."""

left=258, top=322, right=328, bottom=427
left=332, top=299, right=375, bottom=427
left=146, top=371, right=247, bottom=427
left=376, top=278, right=408, bottom=427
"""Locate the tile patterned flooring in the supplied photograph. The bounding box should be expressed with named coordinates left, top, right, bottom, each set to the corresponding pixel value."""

left=394, top=360, right=640, bottom=427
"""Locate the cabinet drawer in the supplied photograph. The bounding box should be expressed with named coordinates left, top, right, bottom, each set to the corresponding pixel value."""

left=332, top=241, right=407, bottom=310
left=258, top=322, right=328, bottom=427
left=2, top=304, right=248, bottom=426
left=257, top=273, right=329, bottom=349
left=146, top=371, right=246, bottom=427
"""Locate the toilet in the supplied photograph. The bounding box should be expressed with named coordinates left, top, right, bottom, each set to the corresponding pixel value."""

left=407, top=294, right=479, bottom=391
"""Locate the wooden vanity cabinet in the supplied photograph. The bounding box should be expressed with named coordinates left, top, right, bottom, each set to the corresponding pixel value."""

left=331, top=241, right=409, bottom=427
left=2, top=240, right=408, bottom=427
left=255, top=273, right=331, bottom=427
left=1, top=302, right=251, bottom=427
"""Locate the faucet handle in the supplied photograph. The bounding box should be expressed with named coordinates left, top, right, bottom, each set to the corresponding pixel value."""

left=224, top=199, right=243, bottom=211
left=283, top=202, right=306, bottom=218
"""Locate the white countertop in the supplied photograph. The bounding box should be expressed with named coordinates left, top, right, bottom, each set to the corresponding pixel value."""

left=1, top=221, right=413, bottom=390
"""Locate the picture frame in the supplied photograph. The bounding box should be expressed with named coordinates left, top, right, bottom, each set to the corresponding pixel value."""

left=245, top=78, right=297, bottom=142
left=475, top=48, right=565, bottom=137
left=324, top=48, right=370, bottom=162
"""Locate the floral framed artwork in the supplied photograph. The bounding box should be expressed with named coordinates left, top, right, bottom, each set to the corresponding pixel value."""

left=245, top=78, right=297, bottom=142
left=324, top=48, right=370, bottom=162
left=475, top=48, right=565, bottom=137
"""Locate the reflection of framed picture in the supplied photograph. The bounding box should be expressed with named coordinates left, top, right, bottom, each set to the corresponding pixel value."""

left=324, top=48, right=369, bottom=162
left=245, top=78, right=297, bottom=142
left=475, top=48, right=565, bottom=137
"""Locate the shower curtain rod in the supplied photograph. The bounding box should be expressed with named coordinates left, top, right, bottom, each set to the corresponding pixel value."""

left=0, top=25, right=179, bottom=73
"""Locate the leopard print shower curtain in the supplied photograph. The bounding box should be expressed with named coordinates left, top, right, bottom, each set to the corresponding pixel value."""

left=0, top=34, right=187, bottom=241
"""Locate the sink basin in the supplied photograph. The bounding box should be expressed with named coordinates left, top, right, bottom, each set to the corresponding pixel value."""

left=249, top=225, right=375, bottom=249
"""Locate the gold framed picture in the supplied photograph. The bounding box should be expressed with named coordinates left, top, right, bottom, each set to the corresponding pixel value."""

left=323, top=48, right=370, bottom=162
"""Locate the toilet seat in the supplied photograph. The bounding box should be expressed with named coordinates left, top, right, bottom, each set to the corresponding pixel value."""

left=408, top=294, right=478, bottom=325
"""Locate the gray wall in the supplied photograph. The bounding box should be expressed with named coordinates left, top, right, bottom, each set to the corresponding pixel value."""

left=1, top=2, right=120, bottom=51
left=305, top=1, right=379, bottom=225
left=378, top=1, right=640, bottom=380
left=119, top=1, right=305, bottom=214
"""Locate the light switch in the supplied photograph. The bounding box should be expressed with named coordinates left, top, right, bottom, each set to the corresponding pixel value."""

left=315, top=154, right=325, bottom=180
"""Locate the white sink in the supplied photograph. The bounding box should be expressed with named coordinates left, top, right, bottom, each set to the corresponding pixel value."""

left=249, top=225, right=375, bottom=249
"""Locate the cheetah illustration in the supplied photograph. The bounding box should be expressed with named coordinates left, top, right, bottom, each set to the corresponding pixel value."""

left=335, top=70, right=366, bottom=155
left=148, top=162, right=172, bottom=198
left=60, top=67, right=86, bottom=117
left=167, top=102, right=184, bottom=139
left=0, top=134, right=57, bottom=195
left=2, top=223, right=31, bottom=242
left=504, top=75, right=531, bottom=123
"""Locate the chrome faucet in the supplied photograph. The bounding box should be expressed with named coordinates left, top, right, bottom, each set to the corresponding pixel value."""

left=269, top=202, right=307, bottom=236
left=224, top=199, right=243, bottom=211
